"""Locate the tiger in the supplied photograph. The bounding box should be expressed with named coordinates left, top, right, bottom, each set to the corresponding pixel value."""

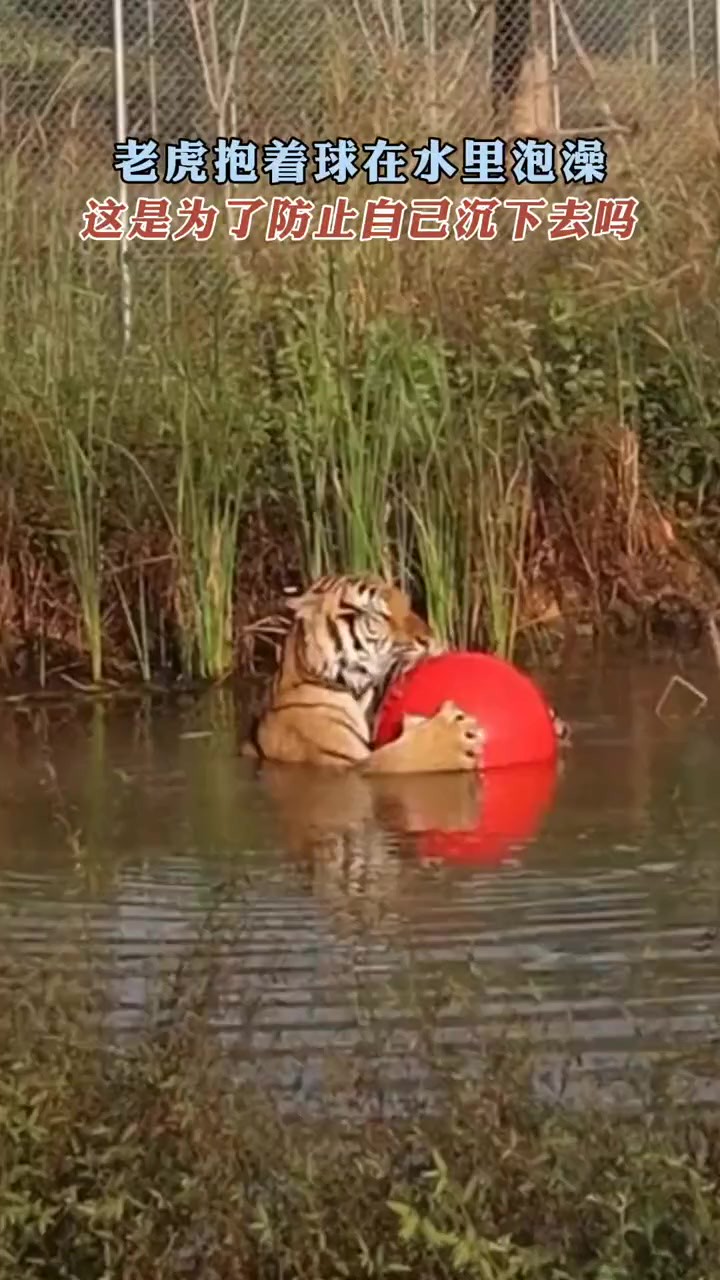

left=243, top=573, right=484, bottom=773
left=243, top=572, right=571, bottom=773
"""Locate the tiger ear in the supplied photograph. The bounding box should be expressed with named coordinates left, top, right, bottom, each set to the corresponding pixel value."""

left=385, top=584, right=432, bottom=640
left=383, top=584, right=411, bottom=610
left=382, top=584, right=415, bottom=628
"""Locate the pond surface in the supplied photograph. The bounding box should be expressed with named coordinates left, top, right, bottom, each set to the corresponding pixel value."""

left=1, top=655, right=719, bottom=1111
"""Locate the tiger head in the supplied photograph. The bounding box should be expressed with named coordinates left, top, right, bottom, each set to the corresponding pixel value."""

left=280, top=574, right=443, bottom=698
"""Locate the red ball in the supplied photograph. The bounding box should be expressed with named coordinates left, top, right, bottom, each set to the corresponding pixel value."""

left=374, top=651, right=558, bottom=771
left=415, top=761, right=557, bottom=865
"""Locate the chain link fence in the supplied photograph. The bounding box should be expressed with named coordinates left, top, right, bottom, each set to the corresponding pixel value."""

left=2, top=0, right=718, bottom=156
left=1, top=0, right=718, bottom=333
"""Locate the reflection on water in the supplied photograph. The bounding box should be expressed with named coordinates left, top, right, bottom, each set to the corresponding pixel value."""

left=1, top=656, right=720, bottom=1110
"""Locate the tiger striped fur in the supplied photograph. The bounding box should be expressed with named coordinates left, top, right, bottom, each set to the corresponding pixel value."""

left=244, top=572, right=570, bottom=771
left=244, top=573, right=483, bottom=773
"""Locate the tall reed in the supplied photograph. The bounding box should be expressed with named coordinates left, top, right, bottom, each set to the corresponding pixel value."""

left=170, top=390, right=251, bottom=681
left=1, top=92, right=719, bottom=679
left=279, top=266, right=411, bottom=580
left=400, top=350, right=532, bottom=655
left=37, top=407, right=109, bottom=684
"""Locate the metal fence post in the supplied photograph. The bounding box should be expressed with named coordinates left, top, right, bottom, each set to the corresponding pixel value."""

left=112, top=0, right=132, bottom=348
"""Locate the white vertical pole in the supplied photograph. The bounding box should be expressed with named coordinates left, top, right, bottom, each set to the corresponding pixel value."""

left=681, top=0, right=696, bottom=123
left=687, top=0, right=698, bottom=119
left=715, top=0, right=720, bottom=117
left=648, top=2, right=659, bottom=70
left=687, top=0, right=697, bottom=80
left=112, top=0, right=132, bottom=347
left=147, top=0, right=158, bottom=138
left=547, top=0, right=561, bottom=133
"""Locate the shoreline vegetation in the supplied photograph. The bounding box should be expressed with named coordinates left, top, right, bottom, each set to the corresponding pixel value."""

left=3, top=10, right=720, bottom=1272
left=2, top=943, right=720, bottom=1279
left=2, top=107, right=720, bottom=693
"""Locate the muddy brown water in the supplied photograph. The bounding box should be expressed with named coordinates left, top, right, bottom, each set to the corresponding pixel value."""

left=1, top=656, right=720, bottom=1112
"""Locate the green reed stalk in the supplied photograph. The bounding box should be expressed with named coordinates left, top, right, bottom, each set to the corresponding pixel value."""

left=399, top=344, right=531, bottom=657
left=113, top=566, right=152, bottom=684
left=476, top=438, right=532, bottom=659
left=37, top=398, right=109, bottom=685
left=1, top=167, right=120, bottom=682
left=173, top=396, right=248, bottom=681
left=281, top=268, right=411, bottom=579
left=281, top=296, right=337, bottom=580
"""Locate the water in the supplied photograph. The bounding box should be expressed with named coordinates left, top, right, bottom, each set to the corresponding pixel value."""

left=1, top=656, right=720, bottom=1111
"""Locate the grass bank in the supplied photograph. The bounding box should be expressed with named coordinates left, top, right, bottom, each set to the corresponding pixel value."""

left=1, top=944, right=720, bottom=1279
left=1, top=114, right=720, bottom=690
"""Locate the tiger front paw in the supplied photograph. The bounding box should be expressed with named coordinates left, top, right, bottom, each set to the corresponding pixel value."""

left=406, top=700, right=484, bottom=773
